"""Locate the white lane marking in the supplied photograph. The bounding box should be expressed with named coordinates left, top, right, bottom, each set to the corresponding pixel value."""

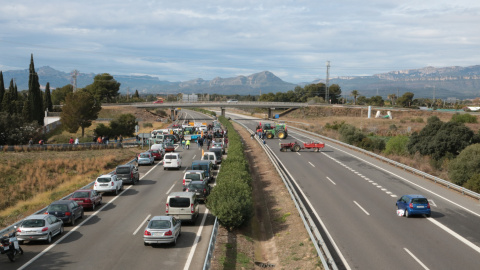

left=18, top=185, right=133, bottom=270
left=404, top=248, right=430, bottom=270
left=291, top=135, right=305, bottom=143
left=183, top=208, right=209, bottom=270
left=376, top=186, right=382, bottom=188
left=133, top=214, right=151, bottom=235
left=429, top=200, right=437, bottom=207
left=354, top=201, right=370, bottom=216
left=141, top=162, right=161, bottom=179
left=166, top=183, right=175, bottom=195
left=192, top=155, right=196, bottom=159
left=297, top=152, right=301, bottom=156
left=309, top=162, right=315, bottom=167
left=386, top=191, right=392, bottom=194
left=390, top=194, right=398, bottom=197
left=326, top=177, right=336, bottom=185
left=427, top=217, right=480, bottom=254
left=372, top=183, right=378, bottom=186
left=321, top=145, right=480, bottom=218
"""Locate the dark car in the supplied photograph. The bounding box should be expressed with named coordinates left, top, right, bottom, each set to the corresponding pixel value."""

left=183, top=181, right=210, bottom=202
left=165, top=142, right=175, bottom=152
left=115, top=164, right=140, bottom=185
left=209, top=147, right=223, bottom=163
left=396, top=194, right=431, bottom=217
left=45, top=200, right=84, bottom=226
left=149, top=149, right=163, bottom=161
left=69, top=189, right=102, bottom=210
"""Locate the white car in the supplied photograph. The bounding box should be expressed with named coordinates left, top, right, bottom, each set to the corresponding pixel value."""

left=227, top=99, right=238, bottom=103
left=163, top=153, right=182, bottom=170
left=94, top=174, right=123, bottom=195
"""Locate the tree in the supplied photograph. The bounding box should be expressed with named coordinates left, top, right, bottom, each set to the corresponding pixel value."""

left=85, top=73, right=121, bottom=102
left=27, top=54, right=44, bottom=125
left=368, top=95, right=384, bottom=106
left=384, top=135, right=409, bottom=156
left=110, top=114, right=137, bottom=137
left=51, top=84, right=73, bottom=105
left=133, top=89, right=139, bottom=98
left=1, top=79, right=16, bottom=114
left=43, top=82, right=53, bottom=112
left=328, top=84, right=342, bottom=103
left=448, top=144, right=480, bottom=186
left=0, top=71, right=4, bottom=110
left=397, top=92, right=414, bottom=107
left=387, top=94, right=397, bottom=106
left=61, top=90, right=101, bottom=137
left=0, top=112, right=41, bottom=145
left=351, top=90, right=359, bottom=105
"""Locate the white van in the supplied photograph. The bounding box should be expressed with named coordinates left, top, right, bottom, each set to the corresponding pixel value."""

left=166, top=192, right=199, bottom=223
left=182, top=170, right=207, bottom=186
left=201, top=152, right=218, bottom=169
left=163, top=153, right=182, bottom=170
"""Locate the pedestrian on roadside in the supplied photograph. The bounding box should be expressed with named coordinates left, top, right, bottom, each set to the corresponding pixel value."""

left=69, top=137, right=74, bottom=144
left=74, top=137, right=79, bottom=144
left=28, top=138, right=33, bottom=146
left=119, top=135, right=123, bottom=143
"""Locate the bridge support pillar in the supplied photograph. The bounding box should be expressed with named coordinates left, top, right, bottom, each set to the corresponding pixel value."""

left=267, top=108, right=272, bottom=119
left=171, top=108, right=175, bottom=121
left=221, top=108, right=226, bottom=117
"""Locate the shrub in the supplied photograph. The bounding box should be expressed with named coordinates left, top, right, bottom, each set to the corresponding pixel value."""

left=448, top=144, right=480, bottom=186
left=143, top=122, right=153, bottom=128
left=464, top=174, right=480, bottom=193
left=324, top=121, right=345, bottom=131
left=451, top=113, right=478, bottom=124
left=384, top=135, right=409, bottom=156
left=339, top=124, right=365, bottom=145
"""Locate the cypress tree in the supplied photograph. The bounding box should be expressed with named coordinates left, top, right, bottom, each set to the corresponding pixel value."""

left=134, top=89, right=139, bottom=98
left=44, top=82, right=53, bottom=112
left=22, top=99, right=31, bottom=121
left=1, top=79, right=15, bottom=114
left=28, top=54, right=44, bottom=125
left=0, top=71, right=4, bottom=109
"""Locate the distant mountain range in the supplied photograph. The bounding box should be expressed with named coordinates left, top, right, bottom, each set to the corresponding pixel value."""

left=2, top=65, right=480, bottom=99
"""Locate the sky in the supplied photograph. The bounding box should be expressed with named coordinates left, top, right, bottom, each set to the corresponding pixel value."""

left=1, top=0, right=480, bottom=83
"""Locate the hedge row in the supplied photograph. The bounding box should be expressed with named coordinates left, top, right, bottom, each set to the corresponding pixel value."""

left=206, top=116, right=253, bottom=231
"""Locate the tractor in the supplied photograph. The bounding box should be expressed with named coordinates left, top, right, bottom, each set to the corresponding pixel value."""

left=264, top=123, right=288, bottom=139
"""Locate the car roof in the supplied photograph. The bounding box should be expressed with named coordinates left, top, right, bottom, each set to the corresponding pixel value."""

left=97, top=174, right=113, bottom=179
left=185, top=170, right=204, bottom=174
left=405, top=194, right=427, bottom=199
left=116, top=164, right=131, bottom=168
left=73, top=189, right=92, bottom=192
left=192, top=160, right=211, bottom=164
left=150, top=215, right=173, bottom=221
left=25, top=214, right=50, bottom=220
left=168, top=191, right=196, bottom=197
left=139, top=151, right=151, bottom=155
left=188, top=181, right=206, bottom=185
left=50, top=200, right=71, bottom=205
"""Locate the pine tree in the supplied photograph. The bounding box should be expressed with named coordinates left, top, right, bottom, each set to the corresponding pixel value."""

left=134, top=90, right=139, bottom=98
left=28, top=54, right=44, bottom=125
left=0, top=71, right=5, bottom=110
left=1, top=79, right=15, bottom=114
left=44, top=82, right=53, bottom=112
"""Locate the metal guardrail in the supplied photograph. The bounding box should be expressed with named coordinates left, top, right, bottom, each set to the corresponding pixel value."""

left=0, top=158, right=136, bottom=237
left=235, top=121, right=337, bottom=270
left=281, top=121, right=480, bottom=202
left=202, top=217, right=219, bottom=270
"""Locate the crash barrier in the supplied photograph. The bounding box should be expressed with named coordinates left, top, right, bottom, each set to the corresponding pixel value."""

left=282, top=122, right=480, bottom=202
left=0, top=159, right=136, bottom=237
left=235, top=120, right=338, bottom=270
left=202, top=217, right=219, bottom=270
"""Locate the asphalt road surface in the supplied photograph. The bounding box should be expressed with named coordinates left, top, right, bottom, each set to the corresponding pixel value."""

left=1, top=110, right=218, bottom=270
left=228, top=111, right=480, bottom=270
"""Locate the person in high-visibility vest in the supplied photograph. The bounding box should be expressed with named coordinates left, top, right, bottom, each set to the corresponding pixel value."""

left=185, top=140, right=191, bottom=149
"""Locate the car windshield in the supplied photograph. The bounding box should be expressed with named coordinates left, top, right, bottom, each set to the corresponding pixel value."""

left=116, top=167, right=131, bottom=174
left=47, top=204, right=68, bottom=212
left=169, top=197, right=190, bottom=207
left=192, top=165, right=207, bottom=171
left=149, top=220, right=171, bottom=229
left=22, top=219, right=45, bottom=227
left=189, top=184, right=204, bottom=190
left=72, top=192, right=89, bottom=198
left=165, top=155, right=176, bottom=160
left=97, top=177, right=112, bottom=183
left=186, top=174, right=200, bottom=180
left=412, top=198, right=428, bottom=204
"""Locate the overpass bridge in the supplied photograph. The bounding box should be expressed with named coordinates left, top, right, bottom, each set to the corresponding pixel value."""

left=134, top=101, right=308, bottom=120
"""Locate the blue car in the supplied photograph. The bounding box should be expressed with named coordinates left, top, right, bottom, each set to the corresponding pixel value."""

left=396, top=194, right=431, bottom=217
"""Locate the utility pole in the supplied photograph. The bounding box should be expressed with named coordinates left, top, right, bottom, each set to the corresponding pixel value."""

left=126, top=87, right=130, bottom=101
left=325, top=61, right=330, bottom=103
left=433, top=86, right=436, bottom=104
left=71, top=70, right=79, bottom=92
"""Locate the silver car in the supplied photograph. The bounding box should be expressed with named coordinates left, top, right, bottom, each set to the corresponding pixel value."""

left=16, top=214, right=64, bottom=244
left=143, top=216, right=181, bottom=246
left=137, top=152, right=154, bottom=166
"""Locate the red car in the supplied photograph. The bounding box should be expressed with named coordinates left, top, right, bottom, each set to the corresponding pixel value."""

left=69, top=189, right=102, bottom=211
left=149, top=149, right=163, bottom=160
left=165, top=142, right=175, bottom=152
left=153, top=100, right=163, bottom=104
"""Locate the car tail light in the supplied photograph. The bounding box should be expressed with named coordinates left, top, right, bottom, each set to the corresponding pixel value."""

left=131, top=172, right=134, bottom=178
left=44, top=211, right=49, bottom=214
left=191, top=203, right=194, bottom=213
left=111, top=182, right=114, bottom=186
left=84, top=199, right=91, bottom=204
left=183, top=179, right=185, bottom=185
left=144, top=230, right=151, bottom=236
left=42, top=227, right=48, bottom=232
left=409, top=203, right=413, bottom=209
left=166, top=203, right=169, bottom=213
left=164, top=230, right=173, bottom=236
left=16, top=228, right=21, bottom=232
left=427, top=202, right=430, bottom=209
left=94, top=182, right=97, bottom=186
left=203, top=188, right=207, bottom=194
left=65, top=212, right=71, bottom=216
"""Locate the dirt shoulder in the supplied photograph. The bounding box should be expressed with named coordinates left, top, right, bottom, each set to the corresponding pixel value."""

left=210, top=122, right=321, bottom=269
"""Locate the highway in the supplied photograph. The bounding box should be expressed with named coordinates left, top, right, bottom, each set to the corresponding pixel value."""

left=228, top=111, right=480, bottom=270
left=0, top=110, right=217, bottom=270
